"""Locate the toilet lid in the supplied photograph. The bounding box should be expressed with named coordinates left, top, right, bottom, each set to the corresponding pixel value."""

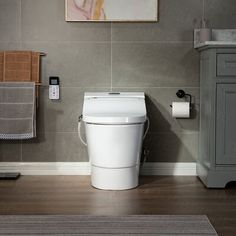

left=83, top=113, right=146, bottom=124
left=82, top=92, right=147, bottom=124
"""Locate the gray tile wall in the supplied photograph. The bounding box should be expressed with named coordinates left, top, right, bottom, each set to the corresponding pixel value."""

left=0, top=0, right=236, bottom=163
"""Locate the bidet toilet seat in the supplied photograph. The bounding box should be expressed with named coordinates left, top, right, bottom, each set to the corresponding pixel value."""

left=82, top=92, right=147, bottom=190
left=83, top=92, right=146, bottom=125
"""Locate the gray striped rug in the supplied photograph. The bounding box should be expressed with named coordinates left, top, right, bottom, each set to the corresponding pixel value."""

left=0, top=215, right=218, bottom=235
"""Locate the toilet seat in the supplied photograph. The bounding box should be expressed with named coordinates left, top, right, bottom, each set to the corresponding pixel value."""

left=83, top=114, right=146, bottom=125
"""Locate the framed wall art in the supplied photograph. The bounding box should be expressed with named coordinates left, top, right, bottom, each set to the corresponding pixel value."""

left=65, top=0, right=158, bottom=22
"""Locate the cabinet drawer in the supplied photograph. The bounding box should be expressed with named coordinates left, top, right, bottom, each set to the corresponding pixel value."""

left=217, top=54, right=236, bottom=76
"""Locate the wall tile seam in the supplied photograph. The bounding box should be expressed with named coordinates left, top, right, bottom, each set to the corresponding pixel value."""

left=20, top=139, right=23, bottom=162
left=11, top=40, right=195, bottom=44
left=33, top=131, right=199, bottom=135
left=112, top=86, right=200, bottom=89
left=19, top=0, right=22, bottom=49
left=146, top=161, right=196, bottom=163
left=202, top=0, right=205, bottom=20
left=38, top=86, right=200, bottom=89
left=39, top=86, right=112, bottom=89
left=132, top=131, right=199, bottom=135
left=110, top=22, right=113, bottom=91
left=14, top=41, right=112, bottom=44
left=111, top=41, right=194, bottom=44
left=0, top=41, right=20, bottom=43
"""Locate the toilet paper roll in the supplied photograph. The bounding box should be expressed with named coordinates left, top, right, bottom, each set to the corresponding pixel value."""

left=172, top=102, right=190, bottom=118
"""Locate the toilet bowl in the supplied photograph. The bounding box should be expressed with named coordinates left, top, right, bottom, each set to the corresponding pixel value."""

left=82, top=92, right=147, bottom=190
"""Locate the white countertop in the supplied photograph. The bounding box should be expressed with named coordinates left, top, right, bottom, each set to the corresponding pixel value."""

left=194, top=41, right=236, bottom=49
left=194, top=29, right=236, bottom=49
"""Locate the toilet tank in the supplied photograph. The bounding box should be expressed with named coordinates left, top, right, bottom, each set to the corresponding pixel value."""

left=82, top=92, right=147, bottom=124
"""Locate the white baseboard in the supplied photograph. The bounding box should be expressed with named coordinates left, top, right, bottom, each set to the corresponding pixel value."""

left=0, top=162, right=196, bottom=176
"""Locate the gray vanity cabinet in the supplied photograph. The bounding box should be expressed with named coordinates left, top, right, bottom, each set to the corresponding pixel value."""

left=197, top=46, right=236, bottom=188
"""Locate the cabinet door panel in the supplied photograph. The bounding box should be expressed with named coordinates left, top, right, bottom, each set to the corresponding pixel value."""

left=216, top=84, right=236, bottom=164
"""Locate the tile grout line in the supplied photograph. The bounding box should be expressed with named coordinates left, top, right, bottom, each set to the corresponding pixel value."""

left=110, top=22, right=113, bottom=92
left=11, top=40, right=194, bottom=44
left=19, top=0, right=22, bottom=49
left=19, top=0, right=23, bottom=163
left=20, top=140, right=23, bottom=162
left=36, top=131, right=199, bottom=135
left=38, top=85, right=200, bottom=89
left=202, top=0, right=205, bottom=20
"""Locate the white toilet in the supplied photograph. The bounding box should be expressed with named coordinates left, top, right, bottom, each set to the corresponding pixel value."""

left=82, top=92, right=147, bottom=190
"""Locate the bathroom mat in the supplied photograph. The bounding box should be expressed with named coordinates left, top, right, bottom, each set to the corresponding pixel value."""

left=0, top=215, right=218, bottom=235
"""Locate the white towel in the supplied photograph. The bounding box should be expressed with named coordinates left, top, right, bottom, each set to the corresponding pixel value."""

left=0, top=82, right=36, bottom=139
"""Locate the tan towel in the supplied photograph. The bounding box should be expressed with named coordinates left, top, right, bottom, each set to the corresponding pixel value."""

left=0, top=51, right=40, bottom=83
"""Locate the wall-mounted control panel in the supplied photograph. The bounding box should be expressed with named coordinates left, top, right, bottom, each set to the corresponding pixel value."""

left=49, top=76, right=60, bottom=100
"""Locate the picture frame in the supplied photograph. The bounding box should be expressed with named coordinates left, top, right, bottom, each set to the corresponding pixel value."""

left=65, top=0, right=158, bottom=22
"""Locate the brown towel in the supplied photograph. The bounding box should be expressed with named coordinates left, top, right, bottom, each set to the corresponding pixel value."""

left=0, top=51, right=40, bottom=83
left=0, top=52, right=3, bottom=81
left=31, top=52, right=40, bottom=83
left=4, top=51, right=31, bottom=82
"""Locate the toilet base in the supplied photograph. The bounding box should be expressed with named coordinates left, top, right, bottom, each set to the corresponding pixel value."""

left=91, top=165, right=139, bottom=190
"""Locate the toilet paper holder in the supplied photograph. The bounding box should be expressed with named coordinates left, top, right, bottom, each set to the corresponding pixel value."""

left=170, top=90, right=192, bottom=108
